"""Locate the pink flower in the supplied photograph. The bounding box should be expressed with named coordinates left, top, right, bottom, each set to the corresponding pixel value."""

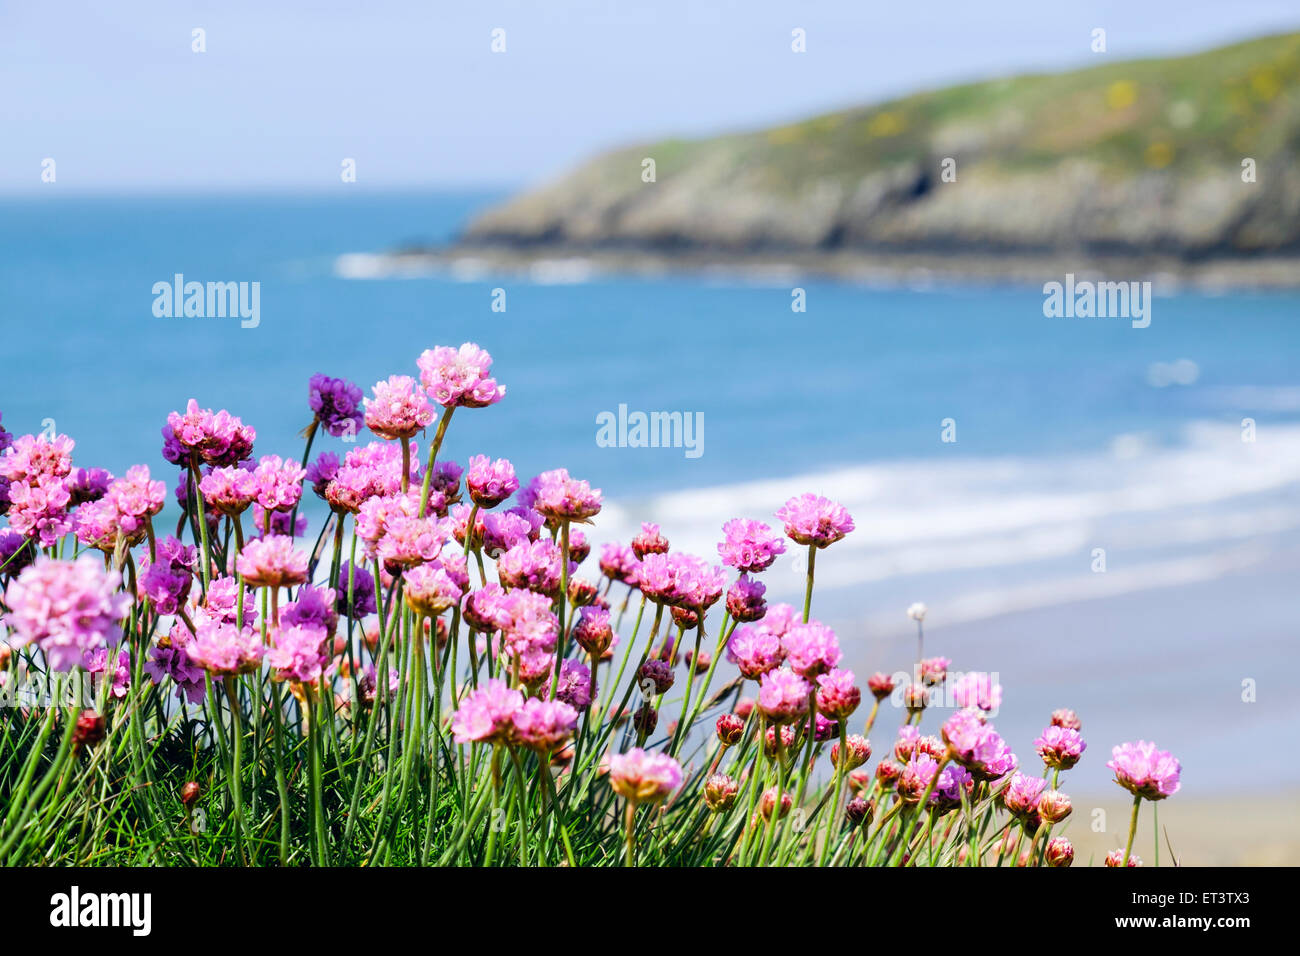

left=897, top=754, right=940, bottom=804
left=497, top=538, right=565, bottom=595
left=757, top=669, right=812, bottom=724
left=942, top=709, right=1018, bottom=780
left=727, top=624, right=785, bottom=679
left=919, top=656, right=949, bottom=686
left=608, top=748, right=682, bottom=803
left=598, top=543, right=640, bottom=585
left=499, top=588, right=559, bottom=654
left=199, top=465, right=259, bottom=516
left=1002, top=772, right=1048, bottom=817
left=252, top=454, right=307, bottom=513
left=377, top=513, right=452, bottom=571
left=483, top=507, right=542, bottom=557
left=266, top=623, right=330, bottom=683
left=951, top=671, right=1002, bottom=712
left=631, top=523, right=669, bottom=559
left=571, top=605, right=613, bottom=656
left=775, top=493, right=854, bottom=548
left=417, top=343, right=505, bottom=409
left=1107, top=741, right=1181, bottom=800
left=1035, top=725, right=1087, bottom=770
left=6, top=476, right=73, bottom=546
left=867, top=672, right=896, bottom=700
left=0, top=432, right=75, bottom=484
left=451, top=678, right=523, bottom=744
left=105, top=465, right=165, bottom=539
left=187, top=620, right=264, bottom=676
left=531, top=468, right=601, bottom=522
left=3, top=556, right=130, bottom=672
left=830, top=734, right=872, bottom=770
left=717, top=518, right=787, bottom=572
left=546, top=658, right=596, bottom=709
left=512, top=697, right=578, bottom=751
left=403, top=562, right=465, bottom=617
left=364, top=375, right=435, bottom=440
left=1105, top=849, right=1142, bottom=868
left=465, top=455, right=518, bottom=509
left=164, top=400, right=255, bottom=466
left=815, top=668, right=861, bottom=719
left=781, top=621, right=841, bottom=678
left=462, top=583, right=512, bottom=632
left=235, top=535, right=309, bottom=588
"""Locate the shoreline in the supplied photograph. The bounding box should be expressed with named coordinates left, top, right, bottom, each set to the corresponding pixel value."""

left=336, top=244, right=1300, bottom=292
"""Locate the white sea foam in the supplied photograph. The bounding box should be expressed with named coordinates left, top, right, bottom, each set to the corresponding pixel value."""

left=592, top=421, right=1300, bottom=620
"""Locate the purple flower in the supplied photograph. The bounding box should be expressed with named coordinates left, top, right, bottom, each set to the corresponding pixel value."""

left=137, top=536, right=196, bottom=615
left=281, top=584, right=339, bottom=635
left=65, top=467, right=112, bottom=505
left=775, top=493, right=854, bottom=548
left=416, top=343, right=506, bottom=409
left=717, top=518, right=787, bottom=573
left=725, top=574, right=767, bottom=622
left=545, top=658, right=596, bottom=709
left=336, top=562, right=376, bottom=619
left=308, top=373, right=365, bottom=437
left=451, top=678, right=523, bottom=744
left=1107, top=741, right=1181, bottom=800
left=0, top=527, right=34, bottom=576
left=365, top=375, right=435, bottom=441
left=757, top=669, right=812, bottom=724
left=3, top=556, right=130, bottom=672
left=306, top=451, right=339, bottom=501
left=483, top=507, right=542, bottom=557
left=145, top=633, right=206, bottom=703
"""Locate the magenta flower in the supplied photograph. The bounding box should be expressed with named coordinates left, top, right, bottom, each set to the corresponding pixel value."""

left=6, top=476, right=73, bottom=547
left=377, top=513, right=451, bottom=571
left=201, top=575, right=258, bottom=626
left=919, top=656, right=950, bottom=686
left=1107, top=741, right=1181, bottom=800
left=187, top=620, right=264, bottom=676
left=608, top=748, right=682, bottom=803
left=2, top=556, right=130, bottom=672
left=364, top=375, right=435, bottom=441
left=137, top=536, right=196, bottom=615
left=757, top=669, right=812, bottom=724
left=717, top=518, right=787, bottom=573
left=727, top=624, right=785, bottom=679
left=465, top=454, right=518, bottom=509
left=483, top=507, right=542, bottom=557
left=775, top=493, right=854, bottom=548
left=266, top=623, right=330, bottom=683
left=104, top=465, right=165, bottom=540
left=308, top=373, right=364, bottom=437
left=65, top=466, right=112, bottom=505
left=512, top=697, right=578, bottom=752
left=531, top=468, right=601, bottom=522
left=235, top=535, right=309, bottom=589
left=897, top=754, right=940, bottom=804
left=462, top=582, right=512, bottom=632
left=403, top=562, right=465, bottom=617
left=0, top=432, right=75, bottom=484
left=499, top=588, right=559, bottom=653
left=781, top=621, right=841, bottom=678
left=631, top=523, right=669, bottom=560
left=1035, top=725, right=1087, bottom=770
left=757, top=602, right=799, bottom=638
left=199, top=465, right=259, bottom=516
left=815, top=668, right=861, bottom=719
left=451, top=678, right=524, bottom=744
left=951, top=671, right=1002, bottom=712
left=942, top=709, right=1017, bottom=780
left=671, top=555, right=728, bottom=610
left=417, top=342, right=506, bottom=409
left=83, top=647, right=131, bottom=699
left=336, top=562, right=376, bottom=619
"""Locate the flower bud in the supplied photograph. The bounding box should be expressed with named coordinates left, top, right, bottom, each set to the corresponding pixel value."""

left=866, top=672, right=895, bottom=700
left=632, top=702, right=657, bottom=736
left=73, top=710, right=105, bottom=750
left=1050, top=708, right=1082, bottom=731
left=903, top=683, right=927, bottom=713
left=703, top=773, right=739, bottom=812
left=567, top=577, right=598, bottom=608
left=759, top=787, right=793, bottom=821
left=1105, top=848, right=1142, bottom=867
left=844, top=797, right=873, bottom=826
left=1046, top=836, right=1074, bottom=867
left=180, top=781, right=201, bottom=806
left=1037, top=789, right=1072, bottom=824
left=847, top=768, right=872, bottom=794
left=830, top=734, right=872, bottom=771
left=638, top=660, right=674, bottom=694
left=715, top=713, right=745, bottom=747
left=875, top=759, right=903, bottom=788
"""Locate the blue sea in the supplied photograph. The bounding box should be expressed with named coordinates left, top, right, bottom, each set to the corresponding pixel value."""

left=3, top=192, right=1300, bottom=796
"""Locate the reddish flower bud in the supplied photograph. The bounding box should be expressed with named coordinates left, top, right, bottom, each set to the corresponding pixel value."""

left=73, top=710, right=105, bottom=750
left=1037, top=789, right=1072, bottom=824
left=632, top=702, right=657, bottom=736
left=180, top=781, right=201, bottom=806
left=867, top=672, right=895, bottom=700
left=844, top=797, right=873, bottom=826
left=638, top=660, right=674, bottom=694
left=759, top=788, right=793, bottom=821
left=716, top=713, right=745, bottom=747
left=703, top=773, right=739, bottom=812
left=1046, top=836, right=1074, bottom=867
left=830, top=734, right=872, bottom=771
left=1050, top=708, right=1082, bottom=731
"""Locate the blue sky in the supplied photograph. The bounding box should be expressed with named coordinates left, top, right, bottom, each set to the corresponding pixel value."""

left=2, top=1, right=1297, bottom=193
